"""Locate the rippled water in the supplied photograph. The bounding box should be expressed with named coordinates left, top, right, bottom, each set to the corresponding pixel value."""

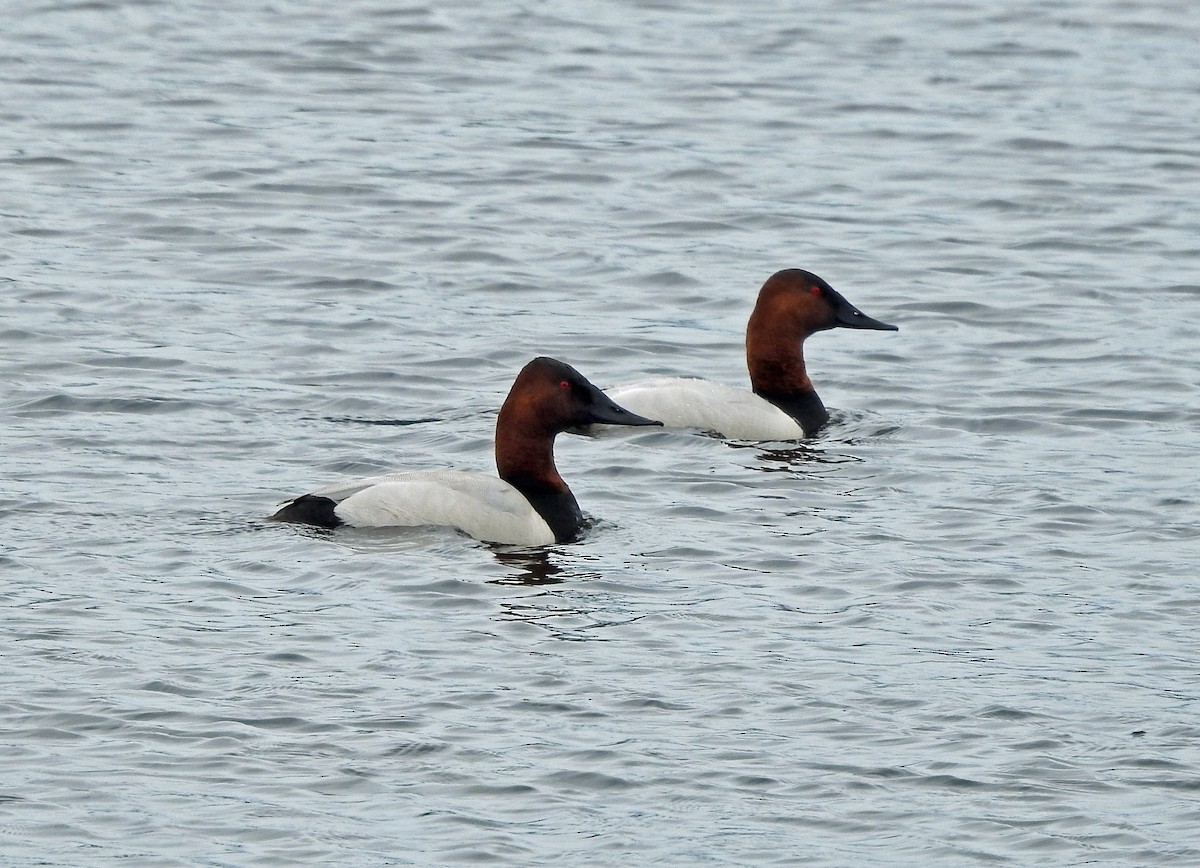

left=4, top=0, right=1200, bottom=863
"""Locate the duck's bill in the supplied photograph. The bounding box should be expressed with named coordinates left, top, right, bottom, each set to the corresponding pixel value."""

left=834, top=296, right=899, bottom=331
left=585, top=386, right=663, bottom=427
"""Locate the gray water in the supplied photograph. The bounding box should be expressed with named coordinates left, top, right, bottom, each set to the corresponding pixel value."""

left=3, top=0, right=1200, bottom=864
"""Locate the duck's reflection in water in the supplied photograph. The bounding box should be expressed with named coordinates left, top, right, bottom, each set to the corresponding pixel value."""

left=720, top=409, right=901, bottom=473
left=724, top=439, right=859, bottom=473
left=487, top=547, right=641, bottom=641
left=488, top=546, right=571, bottom=585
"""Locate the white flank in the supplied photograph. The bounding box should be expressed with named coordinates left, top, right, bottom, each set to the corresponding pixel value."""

left=310, top=470, right=556, bottom=546
left=606, top=378, right=805, bottom=440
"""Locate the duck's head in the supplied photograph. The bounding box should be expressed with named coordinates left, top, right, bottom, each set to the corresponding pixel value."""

left=751, top=269, right=898, bottom=337
left=503, top=357, right=662, bottom=433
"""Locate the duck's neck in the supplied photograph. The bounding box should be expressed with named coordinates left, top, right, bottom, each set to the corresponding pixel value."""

left=495, top=415, right=584, bottom=543
left=755, top=387, right=829, bottom=437
left=747, top=330, right=829, bottom=437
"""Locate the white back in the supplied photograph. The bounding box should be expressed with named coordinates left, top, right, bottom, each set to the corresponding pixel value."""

left=315, top=470, right=556, bottom=546
left=606, top=378, right=804, bottom=440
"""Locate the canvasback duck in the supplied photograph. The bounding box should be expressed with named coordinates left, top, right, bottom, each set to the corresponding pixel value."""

left=607, top=269, right=897, bottom=439
left=271, top=357, right=661, bottom=545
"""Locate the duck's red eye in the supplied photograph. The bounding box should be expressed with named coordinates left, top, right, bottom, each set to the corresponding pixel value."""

left=811, top=287, right=822, bottom=296
left=559, top=380, right=570, bottom=390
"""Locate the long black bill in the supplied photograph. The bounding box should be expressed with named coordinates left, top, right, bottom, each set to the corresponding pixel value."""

left=832, top=290, right=899, bottom=331
left=583, top=382, right=662, bottom=427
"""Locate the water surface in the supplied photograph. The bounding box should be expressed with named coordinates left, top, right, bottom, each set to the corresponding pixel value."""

left=3, top=0, right=1199, bottom=863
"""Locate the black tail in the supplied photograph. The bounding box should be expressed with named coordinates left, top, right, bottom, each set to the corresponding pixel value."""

left=270, top=494, right=343, bottom=528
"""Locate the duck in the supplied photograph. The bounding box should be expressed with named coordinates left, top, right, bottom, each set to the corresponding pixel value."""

left=270, top=357, right=661, bottom=545
left=606, top=269, right=897, bottom=440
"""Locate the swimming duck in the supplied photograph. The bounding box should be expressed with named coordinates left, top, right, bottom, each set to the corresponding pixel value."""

left=606, top=269, right=897, bottom=439
left=271, top=357, right=661, bottom=545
